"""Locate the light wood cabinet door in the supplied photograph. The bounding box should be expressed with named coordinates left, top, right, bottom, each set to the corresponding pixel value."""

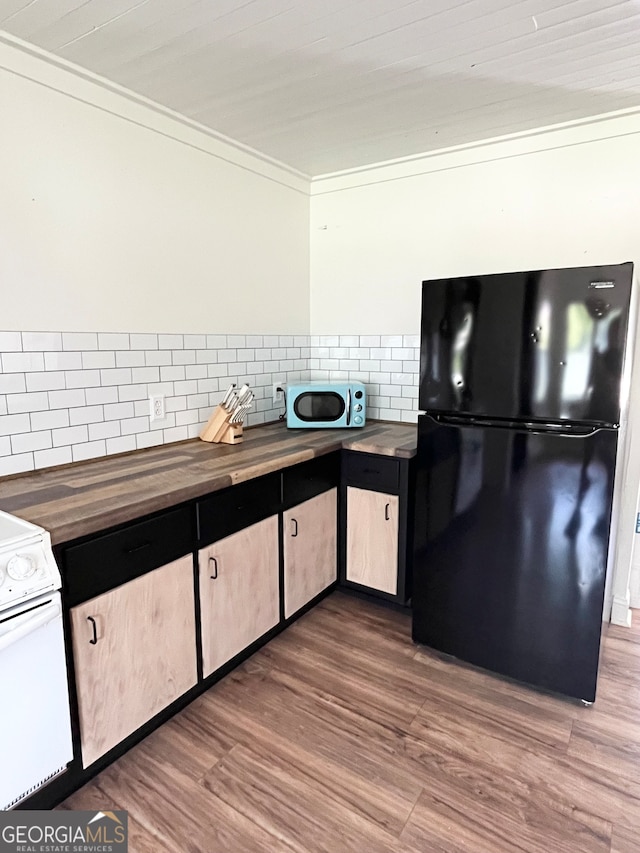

left=346, top=486, right=399, bottom=595
left=283, top=488, right=337, bottom=619
left=198, top=515, right=279, bottom=678
left=70, top=554, right=197, bottom=768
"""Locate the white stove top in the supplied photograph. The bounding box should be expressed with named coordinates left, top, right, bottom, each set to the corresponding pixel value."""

left=0, top=510, right=61, bottom=611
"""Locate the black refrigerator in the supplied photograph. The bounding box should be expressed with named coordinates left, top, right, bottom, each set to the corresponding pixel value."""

left=412, top=263, right=634, bottom=702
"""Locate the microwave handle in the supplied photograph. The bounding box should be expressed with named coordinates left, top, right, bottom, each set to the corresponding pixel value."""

left=346, top=388, right=351, bottom=426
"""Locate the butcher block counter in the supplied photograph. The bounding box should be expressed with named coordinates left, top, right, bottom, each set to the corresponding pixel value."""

left=0, top=420, right=417, bottom=545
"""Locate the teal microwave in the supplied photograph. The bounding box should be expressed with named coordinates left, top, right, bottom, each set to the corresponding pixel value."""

left=286, top=382, right=366, bottom=428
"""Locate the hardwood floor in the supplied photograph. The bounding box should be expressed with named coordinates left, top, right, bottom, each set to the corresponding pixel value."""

left=60, top=593, right=640, bottom=852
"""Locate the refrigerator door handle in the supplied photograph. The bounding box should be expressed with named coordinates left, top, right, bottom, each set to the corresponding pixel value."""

left=429, top=413, right=613, bottom=437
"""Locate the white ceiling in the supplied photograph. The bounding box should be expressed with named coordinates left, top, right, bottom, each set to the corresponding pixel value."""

left=2, top=0, right=640, bottom=176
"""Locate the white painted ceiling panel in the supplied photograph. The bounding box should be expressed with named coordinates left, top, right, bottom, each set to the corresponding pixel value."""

left=1, top=0, right=640, bottom=174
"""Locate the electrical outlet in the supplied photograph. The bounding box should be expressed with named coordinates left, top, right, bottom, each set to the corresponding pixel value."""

left=273, top=381, right=286, bottom=404
left=149, top=394, right=165, bottom=422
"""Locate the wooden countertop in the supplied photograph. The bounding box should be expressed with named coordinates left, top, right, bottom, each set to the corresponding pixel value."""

left=0, top=421, right=417, bottom=546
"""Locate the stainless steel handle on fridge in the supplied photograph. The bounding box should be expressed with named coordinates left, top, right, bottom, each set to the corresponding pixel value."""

left=291, top=518, right=298, bottom=537
left=346, top=388, right=351, bottom=426
left=0, top=600, right=62, bottom=653
left=209, top=556, right=218, bottom=579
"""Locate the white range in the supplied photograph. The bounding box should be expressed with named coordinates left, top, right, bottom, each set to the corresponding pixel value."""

left=0, top=510, right=74, bottom=809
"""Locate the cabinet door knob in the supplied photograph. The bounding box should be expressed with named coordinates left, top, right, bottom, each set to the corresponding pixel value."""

left=87, top=615, right=98, bottom=645
left=209, top=556, right=218, bottom=579
left=291, top=518, right=298, bottom=537
left=384, top=503, right=390, bottom=521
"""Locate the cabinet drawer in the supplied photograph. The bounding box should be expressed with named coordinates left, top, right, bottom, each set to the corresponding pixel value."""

left=63, top=505, right=194, bottom=606
left=198, top=472, right=280, bottom=546
left=342, top=451, right=399, bottom=493
left=282, top=452, right=340, bottom=509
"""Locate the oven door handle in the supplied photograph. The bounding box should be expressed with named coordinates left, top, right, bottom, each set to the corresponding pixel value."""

left=346, top=388, right=351, bottom=426
left=0, top=599, right=62, bottom=653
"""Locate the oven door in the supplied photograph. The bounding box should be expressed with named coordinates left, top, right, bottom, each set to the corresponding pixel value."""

left=0, top=591, right=74, bottom=809
left=288, top=389, right=350, bottom=428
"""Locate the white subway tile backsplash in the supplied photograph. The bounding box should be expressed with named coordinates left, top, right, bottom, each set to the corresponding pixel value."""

left=100, top=368, right=133, bottom=386
left=136, top=432, right=163, bottom=450
left=186, top=365, right=207, bottom=380
left=31, top=409, right=70, bottom=431
left=86, top=387, right=118, bottom=405
left=166, top=396, right=187, bottom=412
left=65, top=370, right=101, bottom=389
left=0, top=413, right=31, bottom=435
left=145, top=351, right=173, bottom=367
left=0, top=374, right=27, bottom=394
left=83, top=351, right=116, bottom=370
left=159, top=334, right=184, bottom=350
left=45, top=351, right=82, bottom=371
left=172, top=350, right=196, bottom=366
left=11, top=430, right=52, bottom=454
left=99, top=333, right=130, bottom=350
left=53, top=425, right=88, bottom=447
left=7, top=392, right=49, bottom=414
left=227, top=335, right=246, bottom=347
left=89, top=421, right=121, bottom=441
left=118, top=384, right=148, bottom=402
left=381, top=335, right=403, bottom=347
left=116, top=351, right=146, bottom=368
left=132, top=367, right=160, bottom=384
left=196, top=350, right=218, bottom=364
left=0, top=453, right=34, bottom=475
left=34, top=447, right=72, bottom=468
left=3, top=352, right=45, bottom=373
left=0, top=330, right=416, bottom=475
left=175, top=410, right=199, bottom=427
left=69, top=406, right=105, bottom=426
left=120, top=417, right=149, bottom=436
left=207, top=364, right=228, bottom=378
left=174, top=380, right=198, bottom=396
left=184, top=334, right=206, bottom=349
left=26, top=372, right=65, bottom=392
left=62, top=332, right=98, bottom=351
left=106, top=435, right=136, bottom=454
left=206, top=335, right=227, bottom=348
left=163, top=426, right=189, bottom=443
left=22, top=332, right=62, bottom=351
left=161, top=365, right=186, bottom=382
left=104, top=402, right=135, bottom=421
left=130, top=333, right=158, bottom=350
left=0, top=332, right=22, bottom=352
left=72, top=441, right=107, bottom=462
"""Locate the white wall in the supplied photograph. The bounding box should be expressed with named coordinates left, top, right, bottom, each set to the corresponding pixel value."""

left=310, top=112, right=640, bottom=333
left=0, top=35, right=310, bottom=334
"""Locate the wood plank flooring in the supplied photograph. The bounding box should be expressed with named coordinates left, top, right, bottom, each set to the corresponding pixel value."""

left=60, top=593, right=640, bottom=852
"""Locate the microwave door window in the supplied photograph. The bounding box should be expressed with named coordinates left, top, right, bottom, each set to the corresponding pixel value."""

left=294, top=392, right=345, bottom=422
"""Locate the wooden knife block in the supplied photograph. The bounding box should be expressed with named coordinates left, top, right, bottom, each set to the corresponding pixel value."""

left=199, top=404, right=244, bottom=444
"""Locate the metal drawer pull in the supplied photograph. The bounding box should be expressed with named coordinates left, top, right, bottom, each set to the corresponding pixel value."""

left=125, top=540, right=151, bottom=555
left=385, top=503, right=390, bottom=521
left=87, top=616, right=98, bottom=645
left=291, top=518, right=298, bottom=537
left=209, top=556, right=218, bottom=579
